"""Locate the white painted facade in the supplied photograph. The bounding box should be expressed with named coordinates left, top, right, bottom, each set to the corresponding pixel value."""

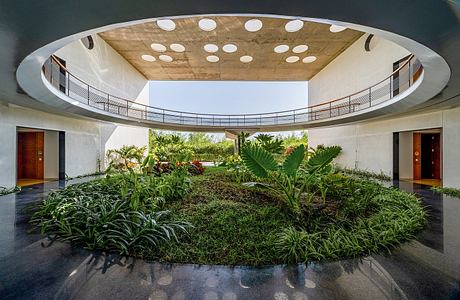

left=307, top=33, right=460, bottom=188
left=0, top=34, right=150, bottom=188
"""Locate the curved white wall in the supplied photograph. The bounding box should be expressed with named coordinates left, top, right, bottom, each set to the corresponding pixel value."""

left=308, top=35, right=411, bottom=105
left=54, top=34, right=149, bottom=157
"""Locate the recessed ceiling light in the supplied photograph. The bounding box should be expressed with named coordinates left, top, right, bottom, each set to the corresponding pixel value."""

left=302, top=56, right=317, bottom=63
left=286, top=56, right=300, bottom=63
left=240, top=55, right=253, bottom=63
left=206, top=55, right=219, bottom=63
left=244, top=19, right=263, bottom=32
left=330, top=24, right=347, bottom=33
left=151, top=43, right=167, bottom=52
left=141, top=54, right=156, bottom=62
left=170, top=43, right=185, bottom=52
left=199, top=18, right=217, bottom=31
left=159, top=55, right=173, bottom=62
left=292, top=45, right=308, bottom=53
left=222, top=44, right=237, bottom=53
left=285, top=20, right=304, bottom=32
left=274, top=45, right=289, bottom=53
left=156, top=19, right=176, bottom=31
left=204, top=44, right=218, bottom=53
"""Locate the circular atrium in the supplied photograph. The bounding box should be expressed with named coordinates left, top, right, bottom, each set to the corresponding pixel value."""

left=2, top=2, right=460, bottom=300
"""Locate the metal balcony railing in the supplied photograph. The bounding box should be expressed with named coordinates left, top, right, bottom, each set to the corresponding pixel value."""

left=42, top=54, right=422, bottom=128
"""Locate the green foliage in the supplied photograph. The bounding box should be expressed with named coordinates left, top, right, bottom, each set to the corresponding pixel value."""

left=431, top=186, right=460, bottom=198
left=241, top=144, right=341, bottom=215
left=149, top=131, right=194, bottom=163
left=336, top=166, right=392, bottom=181
left=0, top=186, right=21, bottom=196
left=150, top=168, right=426, bottom=265
left=241, top=145, right=278, bottom=178
left=31, top=170, right=191, bottom=256
left=255, top=134, right=284, bottom=154
left=106, top=145, right=146, bottom=172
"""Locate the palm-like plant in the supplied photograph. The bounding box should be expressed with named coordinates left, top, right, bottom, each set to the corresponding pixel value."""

left=107, top=145, right=146, bottom=172
left=241, top=144, right=341, bottom=214
left=255, top=134, right=284, bottom=154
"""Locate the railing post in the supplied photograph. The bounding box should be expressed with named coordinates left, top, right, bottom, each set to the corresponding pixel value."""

left=144, top=106, right=147, bottom=120
left=348, top=96, right=351, bottom=113
left=126, top=101, right=129, bottom=116
left=293, top=110, right=296, bottom=123
left=87, top=86, right=90, bottom=105
left=369, top=87, right=372, bottom=107
left=390, top=77, right=393, bottom=99
left=162, top=110, right=165, bottom=123
left=408, top=59, right=412, bottom=87
left=329, top=103, right=332, bottom=118
left=66, top=74, right=70, bottom=96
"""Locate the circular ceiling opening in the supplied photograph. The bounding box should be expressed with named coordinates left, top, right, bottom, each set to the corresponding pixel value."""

left=302, top=56, right=317, bottom=63
left=159, top=54, right=173, bottom=62
left=204, top=44, right=219, bottom=53
left=141, top=54, right=156, bottom=62
left=151, top=43, right=167, bottom=52
left=157, top=19, right=176, bottom=31
left=240, top=55, right=253, bottom=63
left=199, top=18, right=217, bottom=31
left=222, top=44, right=238, bottom=53
left=285, top=20, right=304, bottom=32
left=244, top=19, right=263, bottom=32
left=292, top=45, right=308, bottom=53
left=286, top=56, right=300, bottom=63
left=274, top=45, right=289, bottom=53
left=206, top=55, right=219, bottom=62
left=330, top=24, right=347, bottom=33
left=170, top=43, right=185, bottom=52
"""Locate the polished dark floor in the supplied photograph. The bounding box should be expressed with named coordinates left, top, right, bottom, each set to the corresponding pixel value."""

left=0, top=178, right=459, bottom=300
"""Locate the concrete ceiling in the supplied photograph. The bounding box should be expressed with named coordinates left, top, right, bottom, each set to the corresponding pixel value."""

left=99, top=16, right=364, bottom=81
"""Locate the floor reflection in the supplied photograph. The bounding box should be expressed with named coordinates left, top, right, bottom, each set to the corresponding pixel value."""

left=0, top=179, right=459, bottom=299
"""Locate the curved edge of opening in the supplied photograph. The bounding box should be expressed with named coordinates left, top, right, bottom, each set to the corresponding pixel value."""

left=17, top=14, right=451, bottom=132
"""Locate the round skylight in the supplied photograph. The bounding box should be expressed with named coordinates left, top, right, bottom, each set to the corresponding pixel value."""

left=141, top=54, right=156, bottom=62
left=159, top=55, right=173, bottom=62
left=292, top=45, right=308, bottom=53
left=302, top=56, right=317, bottom=63
left=330, top=24, right=347, bottom=33
left=151, top=43, right=167, bottom=52
left=285, top=20, right=304, bottom=32
left=240, top=55, right=253, bottom=63
left=222, top=44, right=238, bottom=53
left=286, top=56, right=300, bottom=63
left=274, top=45, right=289, bottom=53
left=199, top=18, right=217, bottom=31
left=156, top=19, right=176, bottom=31
left=204, top=44, right=219, bottom=53
left=244, top=19, right=263, bottom=32
left=206, top=55, right=219, bottom=63
left=170, top=43, right=185, bottom=52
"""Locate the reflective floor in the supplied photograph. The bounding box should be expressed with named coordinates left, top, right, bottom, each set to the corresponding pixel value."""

left=0, top=178, right=459, bottom=299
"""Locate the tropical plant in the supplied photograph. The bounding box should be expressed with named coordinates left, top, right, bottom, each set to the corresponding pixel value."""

left=31, top=169, right=192, bottom=256
left=106, top=145, right=146, bottom=172
left=241, top=144, right=342, bottom=214
left=255, top=134, right=284, bottom=154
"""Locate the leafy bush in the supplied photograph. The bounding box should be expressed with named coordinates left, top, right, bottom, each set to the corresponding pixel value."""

left=431, top=186, right=460, bottom=198
left=241, top=144, right=342, bottom=215
left=0, top=186, right=21, bottom=196
left=31, top=171, right=191, bottom=256
left=106, top=145, right=146, bottom=172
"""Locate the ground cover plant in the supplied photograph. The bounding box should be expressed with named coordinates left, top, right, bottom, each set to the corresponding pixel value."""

left=431, top=186, right=460, bottom=198
left=31, top=143, right=426, bottom=265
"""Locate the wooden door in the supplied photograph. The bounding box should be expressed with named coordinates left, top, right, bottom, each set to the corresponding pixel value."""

left=430, top=133, right=441, bottom=179
left=17, top=132, right=44, bottom=179
left=413, top=133, right=421, bottom=180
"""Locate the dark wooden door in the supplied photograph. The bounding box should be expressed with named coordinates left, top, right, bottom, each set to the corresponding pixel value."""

left=413, top=133, right=421, bottom=180
left=428, top=133, right=441, bottom=179
left=17, top=132, right=44, bottom=179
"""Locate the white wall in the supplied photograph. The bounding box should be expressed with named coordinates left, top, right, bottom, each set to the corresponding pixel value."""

left=0, top=104, right=102, bottom=187
left=399, top=131, right=413, bottom=179
left=55, top=35, right=149, bottom=159
left=308, top=35, right=411, bottom=105
left=308, top=106, right=460, bottom=188
left=44, top=130, right=59, bottom=179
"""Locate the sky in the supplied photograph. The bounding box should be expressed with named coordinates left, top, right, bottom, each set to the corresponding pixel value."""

left=149, top=80, right=308, bottom=138
left=149, top=81, right=308, bottom=114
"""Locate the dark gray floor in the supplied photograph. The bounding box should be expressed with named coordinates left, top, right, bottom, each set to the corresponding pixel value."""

left=0, top=179, right=459, bottom=300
